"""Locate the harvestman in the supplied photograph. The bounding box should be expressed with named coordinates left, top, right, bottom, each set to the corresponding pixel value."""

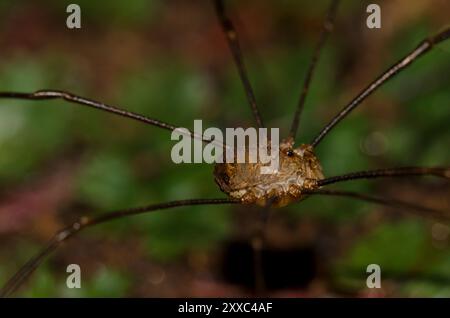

left=0, top=0, right=449, bottom=296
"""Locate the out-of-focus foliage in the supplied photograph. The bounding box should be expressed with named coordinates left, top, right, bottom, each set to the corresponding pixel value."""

left=0, top=0, right=448, bottom=297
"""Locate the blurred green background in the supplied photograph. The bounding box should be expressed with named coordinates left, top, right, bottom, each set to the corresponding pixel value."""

left=0, top=0, right=449, bottom=297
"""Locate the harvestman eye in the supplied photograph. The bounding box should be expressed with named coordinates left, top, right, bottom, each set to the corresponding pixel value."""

left=0, top=0, right=449, bottom=297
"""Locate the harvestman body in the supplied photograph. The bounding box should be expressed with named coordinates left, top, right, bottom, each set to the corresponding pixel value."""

left=214, top=140, right=324, bottom=207
left=0, top=0, right=449, bottom=296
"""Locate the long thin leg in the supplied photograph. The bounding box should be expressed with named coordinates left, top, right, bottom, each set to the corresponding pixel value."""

left=318, top=166, right=450, bottom=187
left=214, top=0, right=264, bottom=128
left=289, top=0, right=340, bottom=140
left=311, top=26, right=450, bottom=147
left=251, top=198, right=273, bottom=295
left=0, top=198, right=239, bottom=297
left=304, top=189, right=449, bottom=222
left=0, top=90, right=210, bottom=144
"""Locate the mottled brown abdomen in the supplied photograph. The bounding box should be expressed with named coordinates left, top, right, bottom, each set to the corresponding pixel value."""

left=214, top=141, right=324, bottom=207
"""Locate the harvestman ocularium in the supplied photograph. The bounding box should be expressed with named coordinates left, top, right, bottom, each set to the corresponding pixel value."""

left=0, top=0, right=449, bottom=296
